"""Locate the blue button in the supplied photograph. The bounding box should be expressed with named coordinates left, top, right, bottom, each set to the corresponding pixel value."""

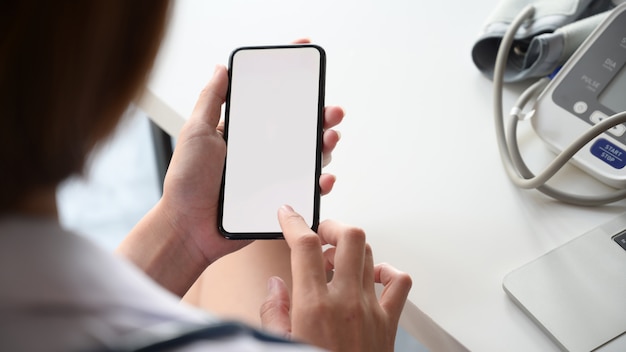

left=590, top=138, right=626, bottom=169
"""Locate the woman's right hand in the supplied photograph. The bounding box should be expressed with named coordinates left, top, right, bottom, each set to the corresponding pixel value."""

left=260, top=205, right=413, bottom=351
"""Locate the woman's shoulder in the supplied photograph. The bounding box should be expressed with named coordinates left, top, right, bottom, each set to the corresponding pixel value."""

left=0, top=216, right=207, bottom=350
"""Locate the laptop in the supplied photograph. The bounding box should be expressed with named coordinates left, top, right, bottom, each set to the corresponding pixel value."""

left=503, top=212, right=626, bottom=352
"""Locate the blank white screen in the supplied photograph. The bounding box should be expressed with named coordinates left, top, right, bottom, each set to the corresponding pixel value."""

left=222, top=46, right=322, bottom=235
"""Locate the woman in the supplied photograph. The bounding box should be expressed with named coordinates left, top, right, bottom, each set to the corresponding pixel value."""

left=0, top=1, right=412, bottom=351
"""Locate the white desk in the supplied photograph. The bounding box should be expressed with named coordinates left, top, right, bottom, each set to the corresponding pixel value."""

left=144, top=1, right=626, bottom=350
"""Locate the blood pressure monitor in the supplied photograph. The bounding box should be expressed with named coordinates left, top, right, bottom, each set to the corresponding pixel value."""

left=533, top=3, right=626, bottom=188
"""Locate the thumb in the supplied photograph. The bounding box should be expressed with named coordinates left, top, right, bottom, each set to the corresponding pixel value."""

left=189, top=65, right=228, bottom=128
left=260, top=276, right=292, bottom=338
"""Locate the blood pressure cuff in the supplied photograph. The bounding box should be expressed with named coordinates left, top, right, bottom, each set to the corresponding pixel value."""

left=471, top=0, right=617, bottom=82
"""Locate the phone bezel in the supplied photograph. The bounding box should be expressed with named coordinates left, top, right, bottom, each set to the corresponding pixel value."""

left=218, top=44, right=326, bottom=240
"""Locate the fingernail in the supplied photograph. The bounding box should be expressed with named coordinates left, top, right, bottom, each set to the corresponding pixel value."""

left=335, top=130, right=342, bottom=141
left=267, top=276, right=281, bottom=293
left=212, top=64, right=224, bottom=77
left=279, top=204, right=295, bottom=214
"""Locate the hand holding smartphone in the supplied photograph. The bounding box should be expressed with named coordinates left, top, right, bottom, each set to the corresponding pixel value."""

left=219, top=44, right=326, bottom=239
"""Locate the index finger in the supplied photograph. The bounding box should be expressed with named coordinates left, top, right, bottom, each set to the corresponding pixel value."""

left=323, top=106, right=344, bottom=130
left=277, top=205, right=328, bottom=291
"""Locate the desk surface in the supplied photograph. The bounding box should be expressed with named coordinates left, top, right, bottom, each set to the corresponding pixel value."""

left=146, top=1, right=626, bottom=350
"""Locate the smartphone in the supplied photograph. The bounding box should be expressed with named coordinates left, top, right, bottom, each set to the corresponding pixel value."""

left=218, top=44, right=326, bottom=239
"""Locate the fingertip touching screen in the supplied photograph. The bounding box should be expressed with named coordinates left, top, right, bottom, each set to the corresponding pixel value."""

left=219, top=45, right=325, bottom=239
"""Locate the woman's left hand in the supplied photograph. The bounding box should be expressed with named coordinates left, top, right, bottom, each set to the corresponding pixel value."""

left=119, top=62, right=344, bottom=296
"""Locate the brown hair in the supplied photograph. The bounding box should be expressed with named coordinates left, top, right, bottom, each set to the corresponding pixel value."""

left=0, top=1, right=171, bottom=212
